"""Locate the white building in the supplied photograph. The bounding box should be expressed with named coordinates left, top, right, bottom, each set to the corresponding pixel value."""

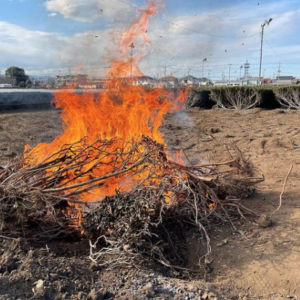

left=270, top=76, right=297, bottom=86
left=199, top=77, right=213, bottom=86
left=213, top=77, right=260, bottom=87
left=180, top=75, right=200, bottom=87
left=158, top=76, right=179, bottom=88
left=0, top=84, right=13, bottom=88
left=132, top=76, right=156, bottom=88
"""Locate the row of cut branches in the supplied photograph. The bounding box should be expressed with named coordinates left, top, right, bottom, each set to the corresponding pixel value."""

left=210, top=87, right=260, bottom=110
left=274, top=86, right=300, bottom=110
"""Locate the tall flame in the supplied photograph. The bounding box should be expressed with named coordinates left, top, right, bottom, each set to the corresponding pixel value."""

left=24, top=0, right=187, bottom=201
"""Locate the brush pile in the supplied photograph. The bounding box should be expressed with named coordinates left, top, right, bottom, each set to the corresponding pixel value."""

left=0, top=136, right=263, bottom=271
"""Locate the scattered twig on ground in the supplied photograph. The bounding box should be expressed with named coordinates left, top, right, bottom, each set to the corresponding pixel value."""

left=271, top=165, right=293, bottom=217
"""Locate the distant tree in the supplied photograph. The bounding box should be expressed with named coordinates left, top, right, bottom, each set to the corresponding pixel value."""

left=26, top=79, right=32, bottom=88
left=5, top=67, right=29, bottom=87
left=19, top=81, right=26, bottom=88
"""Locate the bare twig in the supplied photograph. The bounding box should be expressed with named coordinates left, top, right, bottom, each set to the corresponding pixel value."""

left=271, top=165, right=293, bottom=217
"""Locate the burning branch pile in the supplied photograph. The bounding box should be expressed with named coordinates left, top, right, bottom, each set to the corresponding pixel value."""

left=0, top=136, right=262, bottom=271
left=0, top=1, right=264, bottom=272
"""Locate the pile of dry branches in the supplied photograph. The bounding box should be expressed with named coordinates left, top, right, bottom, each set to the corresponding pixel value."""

left=0, top=136, right=263, bottom=270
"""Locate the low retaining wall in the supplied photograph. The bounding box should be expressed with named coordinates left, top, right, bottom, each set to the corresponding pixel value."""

left=0, top=90, right=55, bottom=110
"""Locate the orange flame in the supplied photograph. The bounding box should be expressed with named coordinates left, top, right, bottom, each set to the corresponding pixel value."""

left=24, top=0, right=187, bottom=202
left=109, top=0, right=163, bottom=78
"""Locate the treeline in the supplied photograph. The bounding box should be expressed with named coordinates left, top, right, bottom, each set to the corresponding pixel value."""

left=186, top=86, right=300, bottom=110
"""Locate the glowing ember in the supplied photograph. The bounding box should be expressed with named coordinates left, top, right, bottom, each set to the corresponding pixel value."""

left=23, top=0, right=187, bottom=202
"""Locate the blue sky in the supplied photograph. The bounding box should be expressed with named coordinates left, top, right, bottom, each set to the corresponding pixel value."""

left=0, top=0, right=299, bottom=80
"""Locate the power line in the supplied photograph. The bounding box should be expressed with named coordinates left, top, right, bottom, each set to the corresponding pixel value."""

left=117, top=0, right=259, bottom=39
left=264, top=38, right=289, bottom=62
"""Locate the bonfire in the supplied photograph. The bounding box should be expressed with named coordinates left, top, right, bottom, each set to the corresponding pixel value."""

left=0, top=1, right=263, bottom=272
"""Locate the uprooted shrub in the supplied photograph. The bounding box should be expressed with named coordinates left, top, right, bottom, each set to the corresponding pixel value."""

left=274, top=86, right=300, bottom=109
left=210, top=87, right=260, bottom=110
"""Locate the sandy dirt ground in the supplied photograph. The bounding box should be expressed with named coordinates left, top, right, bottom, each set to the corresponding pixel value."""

left=0, top=107, right=300, bottom=299
left=163, top=108, right=300, bottom=300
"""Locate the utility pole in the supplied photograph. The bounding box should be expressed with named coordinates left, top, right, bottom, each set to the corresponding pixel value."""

left=277, top=63, right=281, bottom=79
left=202, top=58, right=207, bottom=80
left=129, top=42, right=135, bottom=78
left=228, top=64, right=232, bottom=83
left=163, top=65, right=168, bottom=87
left=259, top=18, right=273, bottom=86
left=240, top=66, right=243, bottom=79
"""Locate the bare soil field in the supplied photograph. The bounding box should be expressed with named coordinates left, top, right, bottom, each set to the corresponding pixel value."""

left=1, top=107, right=300, bottom=300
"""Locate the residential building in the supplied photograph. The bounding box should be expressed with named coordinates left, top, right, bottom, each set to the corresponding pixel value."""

left=213, top=79, right=241, bottom=87
left=0, top=75, right=14, bottom=86
left=132, top=76, right=156, bottom=88
left=0, top=83, right=13, bottom=88
left=262, top=78, right=272, bottom=85
left=180, top=75, right=200, bottom=87
left=199, top=77, right=213, bottom=86
left=213, top=77, right=260, bottom=87
left=158, top=76, right=179, bottom=88
left=270, top=76, right=297, bottom=86
left=55, top=74, right=88, bottom=88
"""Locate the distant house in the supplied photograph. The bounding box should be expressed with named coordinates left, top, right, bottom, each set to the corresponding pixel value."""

left=132, top=76, right=156, bottom=88
left=213, top=80, right=241, bottom=87
left=0, top=83, right=13, bottom=88
left=262, top=78, right=272, bottom=85
left=213, top=77, right=260, bottom=87
left=242, top=77, right=260, bottom=86
left=199, top=77, right=213, bottom=86
left=55, top=74, right=88, bottom=88
left=271, top=76, right=297, bottom=86
left=0, top=75, right=14, bottom=86
left=180, top=75, right=200, bottom=87
left=158, top=76, right=179, bottom=88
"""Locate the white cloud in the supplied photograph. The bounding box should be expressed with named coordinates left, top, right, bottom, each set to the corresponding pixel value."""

left=48, top=12, right=57, bottom=17
left=141, top=2, right=300, bottom=79
left=0, top=21, right=118, bottom=77
left=1, top=1, right=300, bottom=79
left=44, top=0, right=131, bottom=23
